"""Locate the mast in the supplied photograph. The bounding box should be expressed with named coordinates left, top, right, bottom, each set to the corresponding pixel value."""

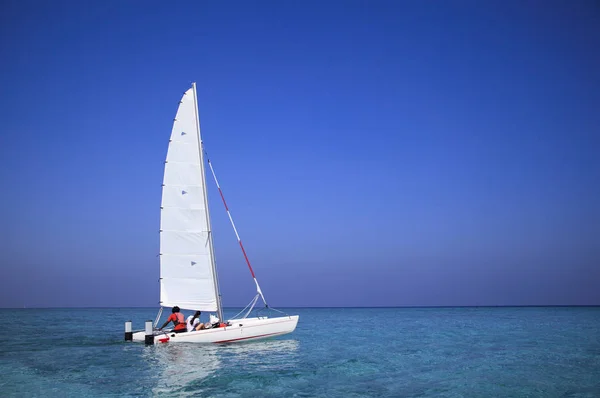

left=192, top=82, right=224, bottom=323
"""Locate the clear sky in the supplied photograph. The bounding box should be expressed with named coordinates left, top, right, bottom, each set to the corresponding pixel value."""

left=0, top=1, right=598, bottom=308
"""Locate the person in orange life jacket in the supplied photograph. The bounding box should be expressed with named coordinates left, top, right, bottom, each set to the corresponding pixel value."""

left=159, top=306, right=187, bottom=333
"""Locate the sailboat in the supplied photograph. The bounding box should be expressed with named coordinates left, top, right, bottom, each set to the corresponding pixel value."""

left=131, top=83, right=299, bottom=344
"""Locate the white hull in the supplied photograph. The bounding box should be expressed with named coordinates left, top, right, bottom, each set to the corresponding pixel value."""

left=132, top=315, right=299, bottom=344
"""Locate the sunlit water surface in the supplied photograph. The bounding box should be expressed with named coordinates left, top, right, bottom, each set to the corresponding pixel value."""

left=0, top=307, right=599, bottom=397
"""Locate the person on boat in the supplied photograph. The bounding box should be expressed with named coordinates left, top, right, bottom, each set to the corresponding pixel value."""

left=196, top=314, right=224, bottom=330
left=159, top=306, right=187, bottom=333
left=195, top=314, right=217, bottom=331
left=194, top=322, right=207, bottom=331
left=186, top=311, right=201, bottom=332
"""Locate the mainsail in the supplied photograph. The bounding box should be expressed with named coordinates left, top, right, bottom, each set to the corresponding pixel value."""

left=159, top=85, right=220, bottom=313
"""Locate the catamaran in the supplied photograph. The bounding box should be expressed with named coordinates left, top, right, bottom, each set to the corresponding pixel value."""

left=131, top=83, right=299, bottom=344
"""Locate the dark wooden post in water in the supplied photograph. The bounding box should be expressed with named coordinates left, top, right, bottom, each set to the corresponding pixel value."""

left=124, top=321, right=132, bottom=341
left=144, top=320, right=154, bottom=345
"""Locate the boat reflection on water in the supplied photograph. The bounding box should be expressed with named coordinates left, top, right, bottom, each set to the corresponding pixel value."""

left=144, top=343, right=220, bottom=395
left=144, top=339, right=300, bottom=395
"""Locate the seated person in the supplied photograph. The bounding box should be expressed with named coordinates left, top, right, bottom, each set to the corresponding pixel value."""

left=195, top=321, right=212, bottom=331
left=196, top=314, right=220, bottom=330
left=159, top=306, right=187, bottom=333
left=186, top=311, right=202, bottom=332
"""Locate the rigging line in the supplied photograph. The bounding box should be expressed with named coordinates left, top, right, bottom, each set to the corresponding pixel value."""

left=231, top=293, right=260, bottom=320
left=153, top=307, right=164, bottom=328
left=204, top=149, right=268, bottom=307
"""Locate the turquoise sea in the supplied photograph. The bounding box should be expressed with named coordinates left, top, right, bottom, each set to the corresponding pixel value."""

left=0, top=307, right=599, bottom=397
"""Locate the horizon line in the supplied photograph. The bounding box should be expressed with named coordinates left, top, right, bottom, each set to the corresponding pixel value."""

left=3, top=305, right=599, bottom=309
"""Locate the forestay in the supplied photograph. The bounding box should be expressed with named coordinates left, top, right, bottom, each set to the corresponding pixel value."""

left=159, top=87, right=218, bottom=311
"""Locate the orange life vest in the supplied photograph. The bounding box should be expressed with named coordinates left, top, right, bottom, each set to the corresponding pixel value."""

left=172, top=312, right=186, bottom=330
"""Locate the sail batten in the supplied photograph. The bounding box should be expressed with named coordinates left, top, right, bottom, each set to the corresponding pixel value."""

left=159, top=87, right=219, bottom=312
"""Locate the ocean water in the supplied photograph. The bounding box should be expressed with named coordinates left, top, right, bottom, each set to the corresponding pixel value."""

left=0, top=307, right=599, bottom=397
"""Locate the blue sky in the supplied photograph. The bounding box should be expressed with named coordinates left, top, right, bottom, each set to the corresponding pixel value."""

left=0, top=1, right=598, bottom=308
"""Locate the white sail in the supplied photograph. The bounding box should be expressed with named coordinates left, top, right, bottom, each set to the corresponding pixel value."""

left=159, top=87, right=218, bottom=311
